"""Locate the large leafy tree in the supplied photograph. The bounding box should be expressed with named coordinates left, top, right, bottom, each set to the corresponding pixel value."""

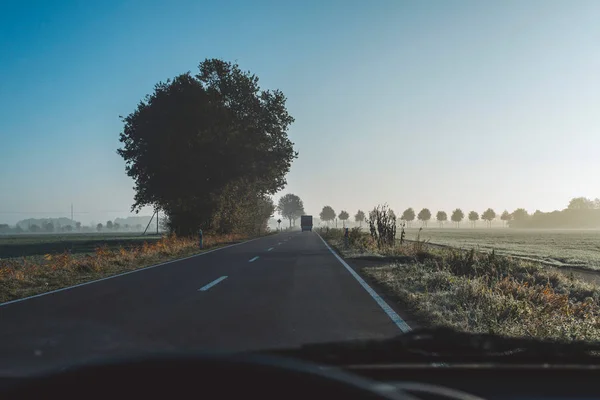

left=401, top=208, right=415, bottom=227
left=451, top=208, right=464, bottom=227
left=354, top=210, right=365, bottom=227
left=338, top=210, right=349, bottom=228
left=481, top=208, right=496, bottom=227
left=417, top=208, right=431, bottom=227
left=436, top=211, right=447, bottom=227
left=468, top=211, right=479, bottom=227
left=277, top=193, right=304, bottom=228
left=320, top=206, right=336, bottom=226
left=118, top=59, right=296, bottom=235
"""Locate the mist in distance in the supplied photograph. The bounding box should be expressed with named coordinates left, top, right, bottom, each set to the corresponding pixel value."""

left=1, top=1, right=599, bottom=228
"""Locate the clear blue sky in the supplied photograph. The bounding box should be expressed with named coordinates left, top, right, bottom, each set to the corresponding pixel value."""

left=1, top=0, right=599, bottom=225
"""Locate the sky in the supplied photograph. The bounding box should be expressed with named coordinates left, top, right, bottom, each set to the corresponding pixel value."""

left=1, top=0, right=599, bottom=225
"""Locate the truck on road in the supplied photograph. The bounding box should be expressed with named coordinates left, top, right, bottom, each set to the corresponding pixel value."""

left=300, top=215, right=313, bottom=232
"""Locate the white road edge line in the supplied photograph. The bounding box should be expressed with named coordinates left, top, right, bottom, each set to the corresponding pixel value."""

left=198, top=276, right=228, bottom=291
left=267, top=247, right=274, bottom=252
left=249, top=256, right=260, bottom=262
left=316, top=232, right=412, bottom=333
left=0, top=237, right=263, bottom=308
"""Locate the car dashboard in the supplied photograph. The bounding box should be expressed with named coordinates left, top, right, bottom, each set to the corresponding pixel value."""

left=346, top=363, right=600, bottom=400
left=2, top=352, right=600, bottom=400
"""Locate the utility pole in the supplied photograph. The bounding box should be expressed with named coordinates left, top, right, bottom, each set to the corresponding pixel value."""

left=71, top=203, right=73, bottom=223
left=142, top=210, right=157, bottom=235
left=156, top=209, right=159, bottom=234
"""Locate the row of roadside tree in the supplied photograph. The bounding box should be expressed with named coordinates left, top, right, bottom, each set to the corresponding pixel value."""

left=314, top=197, right=600, bottom=229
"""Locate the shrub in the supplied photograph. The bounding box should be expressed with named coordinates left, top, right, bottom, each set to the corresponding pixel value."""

left=367, top=204, right=396, bottom=249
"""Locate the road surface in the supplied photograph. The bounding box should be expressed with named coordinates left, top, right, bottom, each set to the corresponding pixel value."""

left=0, top=231, right=412, bottom=375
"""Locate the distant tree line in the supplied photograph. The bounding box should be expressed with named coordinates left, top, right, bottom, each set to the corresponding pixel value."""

left=315, top=197, right=600, bottom=230
left=0, top=217, right=149, bottom=234
left=507, top=197, right=600, bottom=229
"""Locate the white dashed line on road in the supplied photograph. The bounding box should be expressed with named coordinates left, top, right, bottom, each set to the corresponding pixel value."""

left=249, top=256, right=260, bottom=263
left=198, top=276, right=228, bottom=291
left=267, top=247, right=274, bottom=252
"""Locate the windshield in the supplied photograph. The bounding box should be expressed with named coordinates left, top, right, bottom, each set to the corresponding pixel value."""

left=1, top=0, right=600, bottom=376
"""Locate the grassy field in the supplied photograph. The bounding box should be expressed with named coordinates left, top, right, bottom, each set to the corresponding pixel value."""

left=321, top=228, right=600, bottom=341
left=402, top=228, right=600, bottom=270
left=0, top=233, right=163, bottom=259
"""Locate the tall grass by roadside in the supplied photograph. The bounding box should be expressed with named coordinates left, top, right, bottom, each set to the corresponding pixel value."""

left=0, top=233, right=245, bottom=303
left=320, top=227, right=600, bottom=341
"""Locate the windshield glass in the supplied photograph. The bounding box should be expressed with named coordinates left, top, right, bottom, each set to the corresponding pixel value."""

left=1, top=0, right=600, bottom=376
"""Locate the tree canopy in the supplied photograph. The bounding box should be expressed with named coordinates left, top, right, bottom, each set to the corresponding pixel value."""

left=500, top=210, right=512, bottom=226
left=468, top=211, right=479, bottom=227
left=320, top=206, right=336, bottom=225
left=451, top=208, right=464, bottom=227
left=354, top=210, right=365, bottom=226
left=117, top=59, right=296, bottom=235
left=417, top=208, right=431, bottom=226
left=436, top=211, right=447, bottom=226
left=401, top=208, right=415, bottom=226
left=277, top=194, right=304, bottom=227
left=481, top=208, right=496, bottom=227
left=512, top=208, right=529, bottom=221
left=338, top=210, right=349, bottom=226
left=568, top=197, right=597, bottom=210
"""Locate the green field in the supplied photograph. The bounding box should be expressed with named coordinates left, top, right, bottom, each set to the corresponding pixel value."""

left=0, top=233, right=163, bottom=259
left=403, top=228, right=600, bottom=270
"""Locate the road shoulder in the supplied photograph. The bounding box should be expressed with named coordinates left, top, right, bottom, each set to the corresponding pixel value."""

left=316, top=232, right=420, bottom=330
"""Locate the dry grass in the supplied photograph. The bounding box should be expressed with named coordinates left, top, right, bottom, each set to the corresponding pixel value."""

left=320, top=227, right=600, bottom=341
left=0, top=233, right=245, bottom=303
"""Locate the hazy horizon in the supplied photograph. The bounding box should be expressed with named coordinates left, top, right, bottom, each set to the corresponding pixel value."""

left=2, top=0, right=599, bottom=226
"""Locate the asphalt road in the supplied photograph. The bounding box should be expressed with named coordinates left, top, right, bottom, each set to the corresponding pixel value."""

left=0, top=231, right=411, bottom=375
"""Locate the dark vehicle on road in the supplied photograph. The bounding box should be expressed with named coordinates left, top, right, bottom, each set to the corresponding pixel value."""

left=301, top=215, right=313, bottom=232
